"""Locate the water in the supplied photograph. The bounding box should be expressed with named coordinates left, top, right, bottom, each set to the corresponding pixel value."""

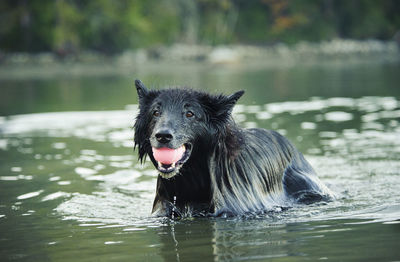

left=1, top=60, right=400, bottom=261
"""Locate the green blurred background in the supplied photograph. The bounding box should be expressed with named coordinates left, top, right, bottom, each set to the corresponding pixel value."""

left=1, top=0, right=400, bottom=54
left=1, top=0, right=400, bottom=116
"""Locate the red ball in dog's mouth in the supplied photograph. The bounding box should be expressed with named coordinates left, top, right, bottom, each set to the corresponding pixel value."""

left=151, top=145, right=192, bottom=179
left=152, top=146, right=186, bottom=165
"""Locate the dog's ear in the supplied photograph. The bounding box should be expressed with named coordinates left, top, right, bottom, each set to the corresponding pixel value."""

left=135, top=79, right=148, bottom=100
left=201, top=90, right=244, bottom=122
left=216, top=90, right=244, bottom=115
left=134, top=79, right=154, bottom=162
left=225, top=90, right=245, bottom=109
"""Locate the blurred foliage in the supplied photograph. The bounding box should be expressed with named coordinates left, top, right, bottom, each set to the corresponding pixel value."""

left=0, top=0, right=399, bottom=53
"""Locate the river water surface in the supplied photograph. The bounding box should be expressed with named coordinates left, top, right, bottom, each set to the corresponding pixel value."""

left=1, top=60, right=400, bottom=261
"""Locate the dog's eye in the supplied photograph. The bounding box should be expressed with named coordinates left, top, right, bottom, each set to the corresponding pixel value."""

left=186, top=111, right=194, bottom=118
left=153, top=110, right=161, bottom=117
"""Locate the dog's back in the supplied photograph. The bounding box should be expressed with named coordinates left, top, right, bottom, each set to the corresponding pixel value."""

left=210, top=128, right=333, bottom=215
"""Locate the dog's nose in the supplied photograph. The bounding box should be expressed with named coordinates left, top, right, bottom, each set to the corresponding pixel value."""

left=155, top=131, right=173, bottom=144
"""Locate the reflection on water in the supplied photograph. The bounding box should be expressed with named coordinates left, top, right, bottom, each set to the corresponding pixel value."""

left=159, top=218, right=400, bottom=262
left=1, top=91, right=400, bottom=260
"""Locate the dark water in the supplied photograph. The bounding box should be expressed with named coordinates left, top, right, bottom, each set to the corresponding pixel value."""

left=1, top=60, right=400, bottom=261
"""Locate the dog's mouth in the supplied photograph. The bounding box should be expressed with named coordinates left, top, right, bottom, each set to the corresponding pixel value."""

left=151, top=144, right=192, bottom=179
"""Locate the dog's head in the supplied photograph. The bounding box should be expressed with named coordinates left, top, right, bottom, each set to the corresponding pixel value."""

left=134, top=79, right=244, bottom=179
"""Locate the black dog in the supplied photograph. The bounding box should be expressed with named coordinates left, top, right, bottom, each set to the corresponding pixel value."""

left=134, top=80, right=334, bottom=217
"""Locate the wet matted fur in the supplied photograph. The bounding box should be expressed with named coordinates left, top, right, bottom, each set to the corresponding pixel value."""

left=133, top=80, right=334, bottom=217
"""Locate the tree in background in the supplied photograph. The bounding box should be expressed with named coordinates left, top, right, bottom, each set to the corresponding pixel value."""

left=0, top=0, right=399, bottom=53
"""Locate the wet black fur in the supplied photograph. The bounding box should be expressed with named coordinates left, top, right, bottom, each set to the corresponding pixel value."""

left=133, top=80, right=333, bottom=217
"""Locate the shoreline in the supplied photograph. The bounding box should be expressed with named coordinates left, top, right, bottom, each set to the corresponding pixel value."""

left=0, top=39, right=399, bottom=79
